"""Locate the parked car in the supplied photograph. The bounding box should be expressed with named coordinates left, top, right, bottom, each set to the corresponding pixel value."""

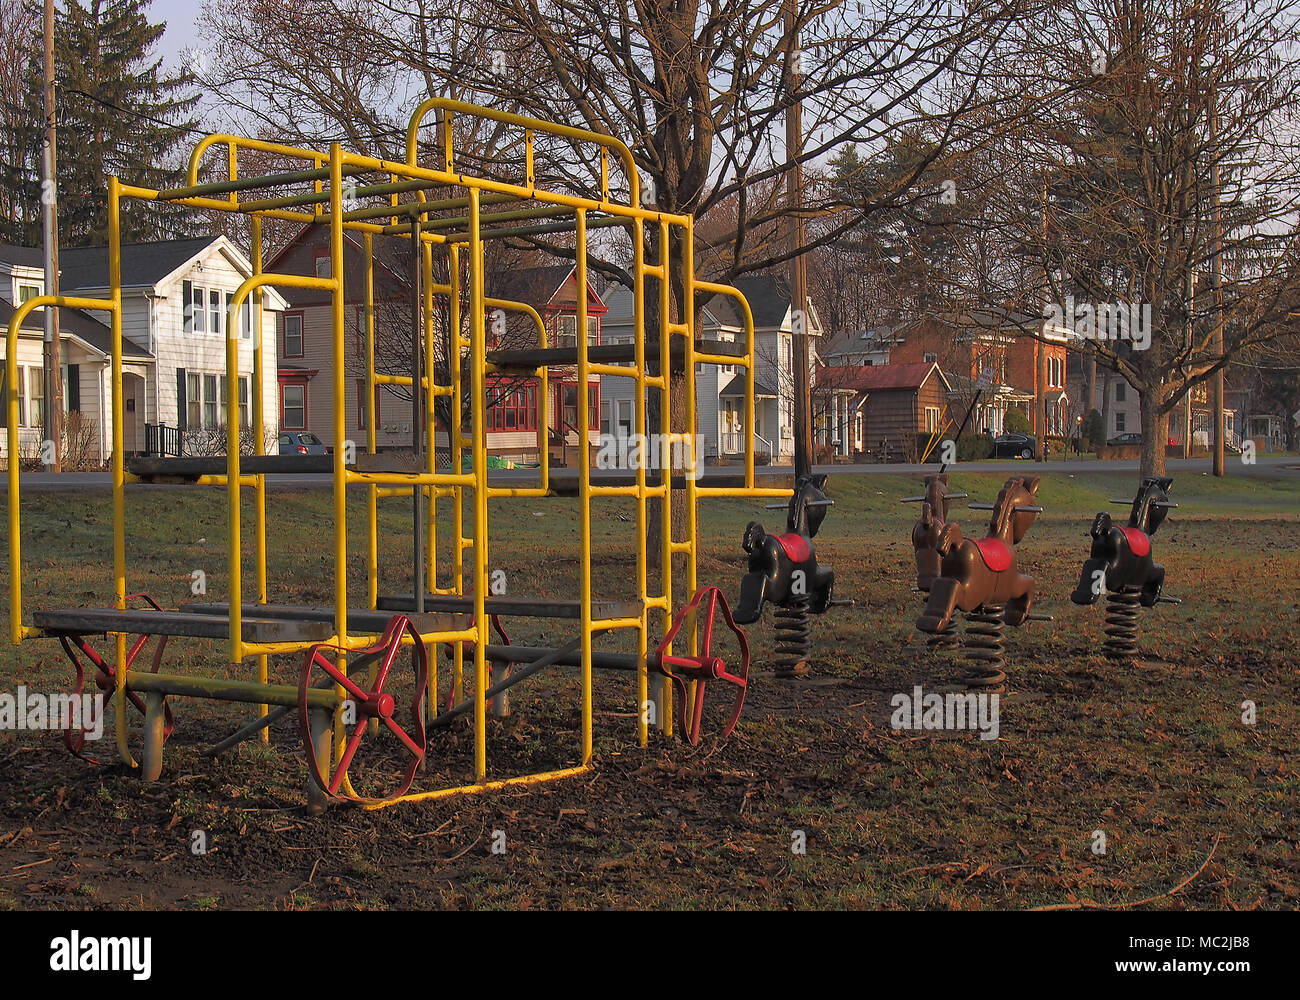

left=992, top=432, right=1037, bottom=459
left=1107, top=432, right=1142, bottom=447
left=279, top=431, right=327, bottom=456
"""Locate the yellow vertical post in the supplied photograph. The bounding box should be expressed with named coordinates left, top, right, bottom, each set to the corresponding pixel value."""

left=365, top=233, right=378, bottom=609
left=109, top=176, right=131, bottom=766
left=329, top=144, right=348, bottom=762
left=449, top=243, right=465, bottom=707
left=683, top=220, right=698, bottom=601
left=468, top=189, right=489, bottom=781
left=423, top=236, right=437, bottom=592
left=251, top=214, right=269, bottom=741
left=634, top=224, right=648, bottom=747
left=576, top=207, right=593, bottom=765
left=658, top=219, right=673, bottom=736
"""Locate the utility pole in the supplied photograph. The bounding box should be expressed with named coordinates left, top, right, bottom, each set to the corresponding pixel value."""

left=1209, top=7, right=1225, bottom=476
left=786, top=0, right=812, bottom=478
left=41, top=0, right=63, bottom=473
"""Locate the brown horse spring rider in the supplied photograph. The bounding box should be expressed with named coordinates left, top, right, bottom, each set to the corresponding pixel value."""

left=905, top=473, right=967, bottom=591
left=916, top=476, right=1042, bottom=634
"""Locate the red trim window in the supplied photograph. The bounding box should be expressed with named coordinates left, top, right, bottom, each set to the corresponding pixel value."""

left=487, top=381, right=538, bottom=431
left=283, top=312, right=305, bottom=358
left=556, top=381, right=600, bottom=432
left=281, top=381, right=308, bottom=430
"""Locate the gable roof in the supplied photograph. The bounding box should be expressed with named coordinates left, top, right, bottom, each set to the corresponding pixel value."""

left=58, top=237, right=217, bottom=291
left=818, top=361, right=948, bottom=393
left=0, top=299, right=151, bottom=359
left=0, top=245, right=47, bottom=269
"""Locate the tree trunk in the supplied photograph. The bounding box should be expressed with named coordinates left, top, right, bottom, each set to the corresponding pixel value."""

left=1139, top=391, right=1168, bottom=478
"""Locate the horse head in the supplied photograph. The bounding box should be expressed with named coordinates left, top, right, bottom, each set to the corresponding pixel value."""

left=1130, top=476, right=1175, bottom=536
left=787, top=474, right=831, bottom=537
left=990, top=476, right=1041, bottom=544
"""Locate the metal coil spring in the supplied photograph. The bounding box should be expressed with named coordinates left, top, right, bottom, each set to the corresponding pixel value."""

left=963, top=603, right=1006, bottom=692
left=1103, top=587, right=1141, bottom=659
left=926, top=615, right=961, bottom=652
left=774, top=598, right=811, bottom=676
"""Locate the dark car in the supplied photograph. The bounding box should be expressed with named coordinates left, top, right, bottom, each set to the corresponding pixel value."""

left=992, top=432, right=1036, bottom=459
left=279, top=431, right=327, bottom=456
left=1107, top=432, right=1142, bottom=447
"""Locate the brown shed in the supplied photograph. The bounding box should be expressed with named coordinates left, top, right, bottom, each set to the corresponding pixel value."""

left=819, top=361, right=953, bottom=462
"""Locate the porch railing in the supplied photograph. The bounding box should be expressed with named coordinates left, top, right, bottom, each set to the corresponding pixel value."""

left=144, top=422, right=182, bottom=458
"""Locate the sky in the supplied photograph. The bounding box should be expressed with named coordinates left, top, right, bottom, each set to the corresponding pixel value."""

left=146, top=0, right=202, bottom=73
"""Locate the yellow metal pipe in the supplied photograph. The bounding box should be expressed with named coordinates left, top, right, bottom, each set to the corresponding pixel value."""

left=468, top=189, right=490, bottom=781
left=364, top=232, right=378, bottom=609
left=361, top=764, right=593, bottom=810
left=576, top=208, right=594, bottom=765
left=251, top=216, right=269, bottom=740
left=5, top=293, right=110, bottom=643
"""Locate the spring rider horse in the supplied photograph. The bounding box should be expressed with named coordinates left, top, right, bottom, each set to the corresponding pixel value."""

left=915, top=476, right=1049, bottom=691
left=734, top=474, right=838, bottom=677
left=902, top=473, right=968, bottom=650
left=1070, top=476, right=1180, bottom=658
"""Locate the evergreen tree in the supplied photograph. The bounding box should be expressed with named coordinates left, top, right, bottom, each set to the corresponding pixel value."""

left=24, top=0, right=200, bottom=246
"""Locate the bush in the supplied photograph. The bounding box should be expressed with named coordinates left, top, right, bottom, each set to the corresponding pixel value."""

left=1004, top=407, right=1031, bottom=435
left=917, top=432, right=991, bottom=462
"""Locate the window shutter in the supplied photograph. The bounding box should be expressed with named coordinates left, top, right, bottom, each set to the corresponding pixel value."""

left=176, top=368, right=187, bottom=430
left=183, top=281, right=193, bottom=333
left=67, top=365, right=80, bottom=411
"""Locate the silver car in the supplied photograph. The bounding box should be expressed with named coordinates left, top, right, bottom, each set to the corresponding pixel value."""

left=279, top=431, right=328, bottom=456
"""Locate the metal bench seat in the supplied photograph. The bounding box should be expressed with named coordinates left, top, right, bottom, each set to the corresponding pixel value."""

left=182, top=602, right=464, bottom=635
left=376, top=594, right=642, bottom=620
left=32, top=608, right=333, bottom=643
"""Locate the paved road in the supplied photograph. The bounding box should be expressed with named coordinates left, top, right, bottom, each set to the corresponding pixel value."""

left=3, top=455, right=1296, bottom=493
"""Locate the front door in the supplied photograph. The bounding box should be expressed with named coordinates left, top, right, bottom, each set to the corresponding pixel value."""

left=122, top=377, right=140, bottom=454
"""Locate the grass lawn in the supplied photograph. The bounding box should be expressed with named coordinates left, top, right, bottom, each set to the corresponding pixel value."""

left=0, top=467, right=1295, bottom=909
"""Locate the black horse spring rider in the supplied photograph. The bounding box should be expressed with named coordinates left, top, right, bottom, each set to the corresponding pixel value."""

left=1070, top=476, right=1181, bottom=658
left=733, top=475, right=842, bottom=677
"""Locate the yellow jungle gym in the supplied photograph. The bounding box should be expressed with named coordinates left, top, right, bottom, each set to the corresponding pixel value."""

left=5, top=99, right=787, bottom=810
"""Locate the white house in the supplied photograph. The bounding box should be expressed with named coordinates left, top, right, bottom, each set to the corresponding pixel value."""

left=1, top=237, right=286, bottom=466
left=600, top=274, right=821, bottom=463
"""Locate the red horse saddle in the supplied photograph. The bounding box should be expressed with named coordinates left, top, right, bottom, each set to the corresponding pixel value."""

left=773, top=533, right=812, bottom=563
left=973, top=537, right=1012, bottom=572
left=1120, top=526, right=1151, bottom=558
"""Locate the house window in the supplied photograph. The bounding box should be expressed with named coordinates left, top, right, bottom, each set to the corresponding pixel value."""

left=17, top=283, right=39, bottom=302
left=220, top=376, right=250, bottom=428
left=314, top=252, right=331, bottom=278
left=282, top=384, right=307, bottom=429
left=1115, top=411, right=1126, bottom=433
left=203, top=374, right=218, bottom=428
left=12, top=366, right=25, bottom=426
left=187, top=373, right=202, bottom=428
left=209, top=289, right=222, bottom=336
left=27, top=367, right=43, bottom=427
left=925, top=406, right=940, bottom=432
left=357, top=380, right=382, bottom=430
left=587, top=316, right=598, bottom=346
left=487, top=383, right=537, bottom=431
left=188, top=282, right=207, bottom=334
left=284, top=314, right=304, bottom=357
left=924, top=352, right=937, bottom=363
left=562, top=383, right=579, bottom=429
left=558, top=315, right=578, bottom=348
left=615, top=398, right=633, bottom=436
left=1115, top=381, right=1126, bottom=402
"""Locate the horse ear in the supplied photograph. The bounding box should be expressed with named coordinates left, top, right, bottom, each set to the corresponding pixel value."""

left=1024, top=476, right=1041, bottom=495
